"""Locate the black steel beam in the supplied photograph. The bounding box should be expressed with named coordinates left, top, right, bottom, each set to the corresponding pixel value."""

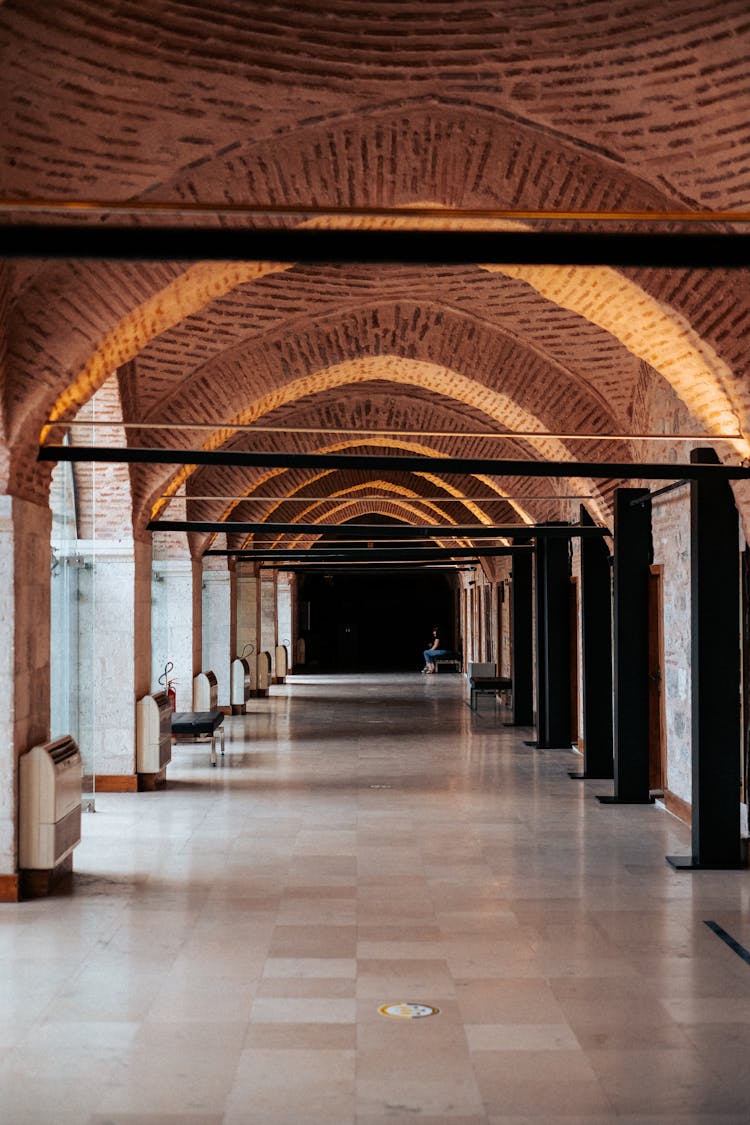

left=598, top=488, right=654, bottom=805
left=4, top=225, right=750, bottom=267
left=257, top=563, right=476, bottom=572
left=667, top=448, right=744, bottom=869
left=149, top=519, right=608, bottom=537
left=203, top=544, right=532, bottom=561
left=38, top=445, right=750, bottom=480
left=534, top=534, right=572, bottom=749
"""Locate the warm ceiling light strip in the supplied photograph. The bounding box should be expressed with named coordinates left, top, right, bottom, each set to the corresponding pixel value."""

left=49, top=420, right=742, bottom=442
left=5, top=199, right=750, bottom=223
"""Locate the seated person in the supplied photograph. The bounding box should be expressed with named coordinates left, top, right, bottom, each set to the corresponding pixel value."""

left=422, top=626, right=449, bottom=673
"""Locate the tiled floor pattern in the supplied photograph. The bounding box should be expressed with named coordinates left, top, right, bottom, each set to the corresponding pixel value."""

left=2, top=673, right=750, bottom=1123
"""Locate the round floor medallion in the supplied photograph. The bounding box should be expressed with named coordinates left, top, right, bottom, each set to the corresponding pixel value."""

left=378, top=1001, right=440, bottom=1019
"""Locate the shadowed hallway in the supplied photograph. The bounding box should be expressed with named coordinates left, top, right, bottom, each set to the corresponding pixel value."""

left=2, top=674, right=750, bottom=1123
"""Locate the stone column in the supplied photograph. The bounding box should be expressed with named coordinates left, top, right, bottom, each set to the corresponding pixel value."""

left=74, top=540, right=141, bottom=786
left=260, top=570, right=277, bottom=671
left=202, top=558, right=232, bottom=708
left=236, top=562, right=259, bottom=691
left=134, top=538, right=153, bottom=702
left=277, top=571, right=294, bottom=677
left=152, top=557, right=201, bottom=711
left=0, top=496, right=52, bottom=900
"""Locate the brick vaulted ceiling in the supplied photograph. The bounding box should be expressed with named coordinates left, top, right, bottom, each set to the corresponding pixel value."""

left=2, top=1, right=750, bottom=555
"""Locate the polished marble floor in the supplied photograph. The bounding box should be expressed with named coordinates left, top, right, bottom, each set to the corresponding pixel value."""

left=2, top=673, right=750, bottom=1123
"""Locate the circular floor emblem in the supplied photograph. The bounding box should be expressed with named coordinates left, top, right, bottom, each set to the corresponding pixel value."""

left=378, top=1002, right=440, bottom=1019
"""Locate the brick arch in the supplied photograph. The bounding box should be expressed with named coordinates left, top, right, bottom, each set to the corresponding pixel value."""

left=35, top=254, right=748, bottom=512
left=14, top=93, right=746, bottom=507
left=145, top=362, right=609, bottom=531
left=177, top=432, right=606, bottom=559
left=191, top=469, right=534, bottom=552
left=487, top=263, right=750, bottom=461
left=141, top=295, right=621, bottom=432
left=38, top=261, right=294, bottom=440
left=244, top=478, right=506, bottom=533
left=148, top=96, right=672, bottom=219
left=135, top=96, right=749, bottom=456
left=264, top=497, right=468, bottom=551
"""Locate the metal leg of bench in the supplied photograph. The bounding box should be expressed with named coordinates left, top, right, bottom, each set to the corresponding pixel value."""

left=210, top=733, right=217, bottom=767
left=220, top=728, right=225, bottom=756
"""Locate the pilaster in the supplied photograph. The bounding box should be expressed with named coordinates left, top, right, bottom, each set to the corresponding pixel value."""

left=0, top=496, right=52, bottom=892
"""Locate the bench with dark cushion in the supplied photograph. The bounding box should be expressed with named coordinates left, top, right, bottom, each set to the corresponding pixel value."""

left=171, top=710, right=225, bottom=766
left=468, top=676, right=512, bottom=711
left=434, top=651, right=461, bottom=672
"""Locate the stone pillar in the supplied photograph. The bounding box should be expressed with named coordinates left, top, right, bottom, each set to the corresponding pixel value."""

left=74, top=540, right=141, bottom=786
left=152, top=557, right=201, bottom=711
left=277, top=571, right=294, bottom=678
left=50, top=545, right=80, bottom=743
left=236, top=562, right=259, bottom=692
left=260, top=570, right=277, bottom=670
left=0, top=496, right=52, bottom=900
left=134, top=539, right=153, bottom=702
left=202, top=558, right=232, bottom=708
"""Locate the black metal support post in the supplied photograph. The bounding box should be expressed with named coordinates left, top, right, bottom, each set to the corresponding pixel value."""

left=667, top=449, right=745, bottom=869
left=598, top=488, right=654, bottom=804
left=509, top=548, right=534, bottom=727
left=570, top=508, right=614, bottom=779
left=534, top=535, right=571, bottom=748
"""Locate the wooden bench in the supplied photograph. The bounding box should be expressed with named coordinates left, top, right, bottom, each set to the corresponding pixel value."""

left=171, top=710, right=225, bottom=766
left=434, top=652, right=461, bottom=672
left=468, top=676, right=512, bottom=711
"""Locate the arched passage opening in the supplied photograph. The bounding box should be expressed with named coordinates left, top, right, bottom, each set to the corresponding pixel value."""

left=297, top=567, right=456, bottom=672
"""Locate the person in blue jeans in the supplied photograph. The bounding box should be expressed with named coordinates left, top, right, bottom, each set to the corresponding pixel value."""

left=422, top=626, right=448, bottom=673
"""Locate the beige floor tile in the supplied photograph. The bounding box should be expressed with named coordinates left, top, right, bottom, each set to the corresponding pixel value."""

left=268, top=924, right=358, bottom=958
left=250, top=996, right=357, bottom=1023
left=263, top=957, right=357, bottom=978
left=586, top=1047, right=750, bottom=1116
left=356, top=957, right=455, bottom=1000
left=257, top=975, right=356, bottom=998
left=243, top=1022, right=356, bottom=1049
left=465, top=1022, right=582, bottom=1051
left=456, top=978, right=568, bottom=1025
left=2, top=674, right=748, bottom=1123
left=224, top=1047, right=355, bottom=1122
left=472, top=1049, right=614, bottom=1117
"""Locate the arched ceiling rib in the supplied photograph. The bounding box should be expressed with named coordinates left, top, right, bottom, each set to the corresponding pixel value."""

left=34, top=260, right=748, bottom=505
left=3, top=2, right=750, bottom=543
left=4, top=4, right=750, bottom=206
left=142, top=366, right=609, bottom=527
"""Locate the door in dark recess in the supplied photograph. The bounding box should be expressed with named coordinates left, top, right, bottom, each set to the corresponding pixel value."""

left=299, top=571, right=455, bottom=671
